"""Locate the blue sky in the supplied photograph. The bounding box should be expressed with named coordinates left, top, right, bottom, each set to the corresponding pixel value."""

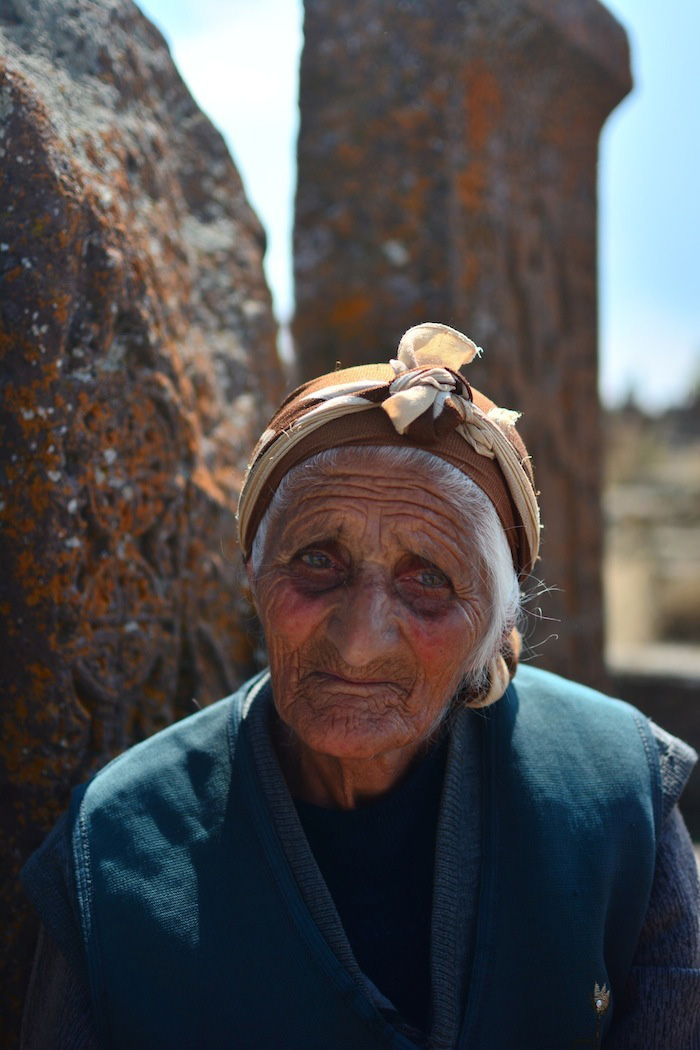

left=139, top=0, right=699, bottom=410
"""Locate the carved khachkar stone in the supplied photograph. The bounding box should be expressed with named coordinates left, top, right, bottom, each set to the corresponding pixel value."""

left=0, top=0, right=281, bottom=1035
left=294, top=0, right=631, bottom=688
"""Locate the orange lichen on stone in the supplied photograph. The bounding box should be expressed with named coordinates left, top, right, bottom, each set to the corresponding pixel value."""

left=456, top=161, right=487, bottom=212
left=463, top=60, right=503, bottom=152
left=329, top=294, right=373, bottom=327
left=462, top=251, right=480, bottom=292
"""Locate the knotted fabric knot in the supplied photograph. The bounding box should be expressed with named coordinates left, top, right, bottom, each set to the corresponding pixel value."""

left=382, top=366, right=472, bottom=438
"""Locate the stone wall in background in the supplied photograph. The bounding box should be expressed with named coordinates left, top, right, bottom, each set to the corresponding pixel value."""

left=0, top=0, right=281, bottom=1037
left=294, top=0, right=631, bottom=688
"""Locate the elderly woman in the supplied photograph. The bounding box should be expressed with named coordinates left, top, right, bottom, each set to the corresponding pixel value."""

left=22, top=323, right=700, bottom=1049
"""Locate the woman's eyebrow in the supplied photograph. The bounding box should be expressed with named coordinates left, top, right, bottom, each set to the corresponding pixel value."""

left=389, top=518, right=467, bottom=563
left=277, top=518, right=344, bottom=552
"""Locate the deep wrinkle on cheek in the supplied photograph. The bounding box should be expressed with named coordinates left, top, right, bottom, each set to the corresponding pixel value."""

left=261, top=573, right=321, bottom=624
left=410, top=598, right=486, bottom=678
left=258, top=573, right=351, bottom=663
left=408, top=606, right=464, bottom=654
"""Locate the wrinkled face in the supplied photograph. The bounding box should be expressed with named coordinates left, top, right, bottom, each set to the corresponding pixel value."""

left=250, top=449, right=491, bottom=762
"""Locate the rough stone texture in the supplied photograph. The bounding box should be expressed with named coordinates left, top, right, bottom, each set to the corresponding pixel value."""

left=293, top=0, right=631, bottom=688
left=0, top=0, right=281, bottom=1038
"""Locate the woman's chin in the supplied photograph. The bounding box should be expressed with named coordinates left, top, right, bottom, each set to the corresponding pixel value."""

left=294, top=709, right=411, bottom=762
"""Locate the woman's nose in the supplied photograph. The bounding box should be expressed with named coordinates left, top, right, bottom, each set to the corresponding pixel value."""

left=325, top=574, right=400, bottom=667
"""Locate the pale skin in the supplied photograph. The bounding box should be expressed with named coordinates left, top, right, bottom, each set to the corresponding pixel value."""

left=248, top=449, right=490, bottom=810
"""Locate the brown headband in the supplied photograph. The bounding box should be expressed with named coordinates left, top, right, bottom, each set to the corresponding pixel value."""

left=237, top=323, right=540, bottom=577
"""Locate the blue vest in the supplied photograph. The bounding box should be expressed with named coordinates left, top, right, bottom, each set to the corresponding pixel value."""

left=32, top=666, right=662, bottom=1048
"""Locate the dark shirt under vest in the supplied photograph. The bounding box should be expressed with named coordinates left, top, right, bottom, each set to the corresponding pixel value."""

left=295, top=738, right=448, bottom=1033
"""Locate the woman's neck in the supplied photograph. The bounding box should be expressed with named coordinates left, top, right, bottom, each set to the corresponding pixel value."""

left=273, top=721, right=432, bottom=809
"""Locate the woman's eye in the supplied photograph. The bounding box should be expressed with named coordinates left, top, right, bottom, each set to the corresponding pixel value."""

left=298, top=550, right=334, bottom=570
left=396, top=555, right=451, bottom=595
left=417, top=569, right=448, bottom=589
left=292, top=548, right=345, bottom=591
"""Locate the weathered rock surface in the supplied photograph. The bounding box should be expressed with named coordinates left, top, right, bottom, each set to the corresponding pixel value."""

left=0, top=0, right=281, bottom=1035
left=294, top=0, right=631, bottom=688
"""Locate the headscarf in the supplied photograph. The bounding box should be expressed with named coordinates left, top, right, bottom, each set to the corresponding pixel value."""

left=238, top=322, right=540, bottom=580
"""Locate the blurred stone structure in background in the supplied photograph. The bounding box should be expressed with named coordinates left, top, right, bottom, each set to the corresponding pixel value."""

left=604, top=395, right=700, bottom=823
left=605, top=397, right=700, bottom=654
left=294, top=0, right=632, bottom=688
left=0, top=0, right=281, bottom=1036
